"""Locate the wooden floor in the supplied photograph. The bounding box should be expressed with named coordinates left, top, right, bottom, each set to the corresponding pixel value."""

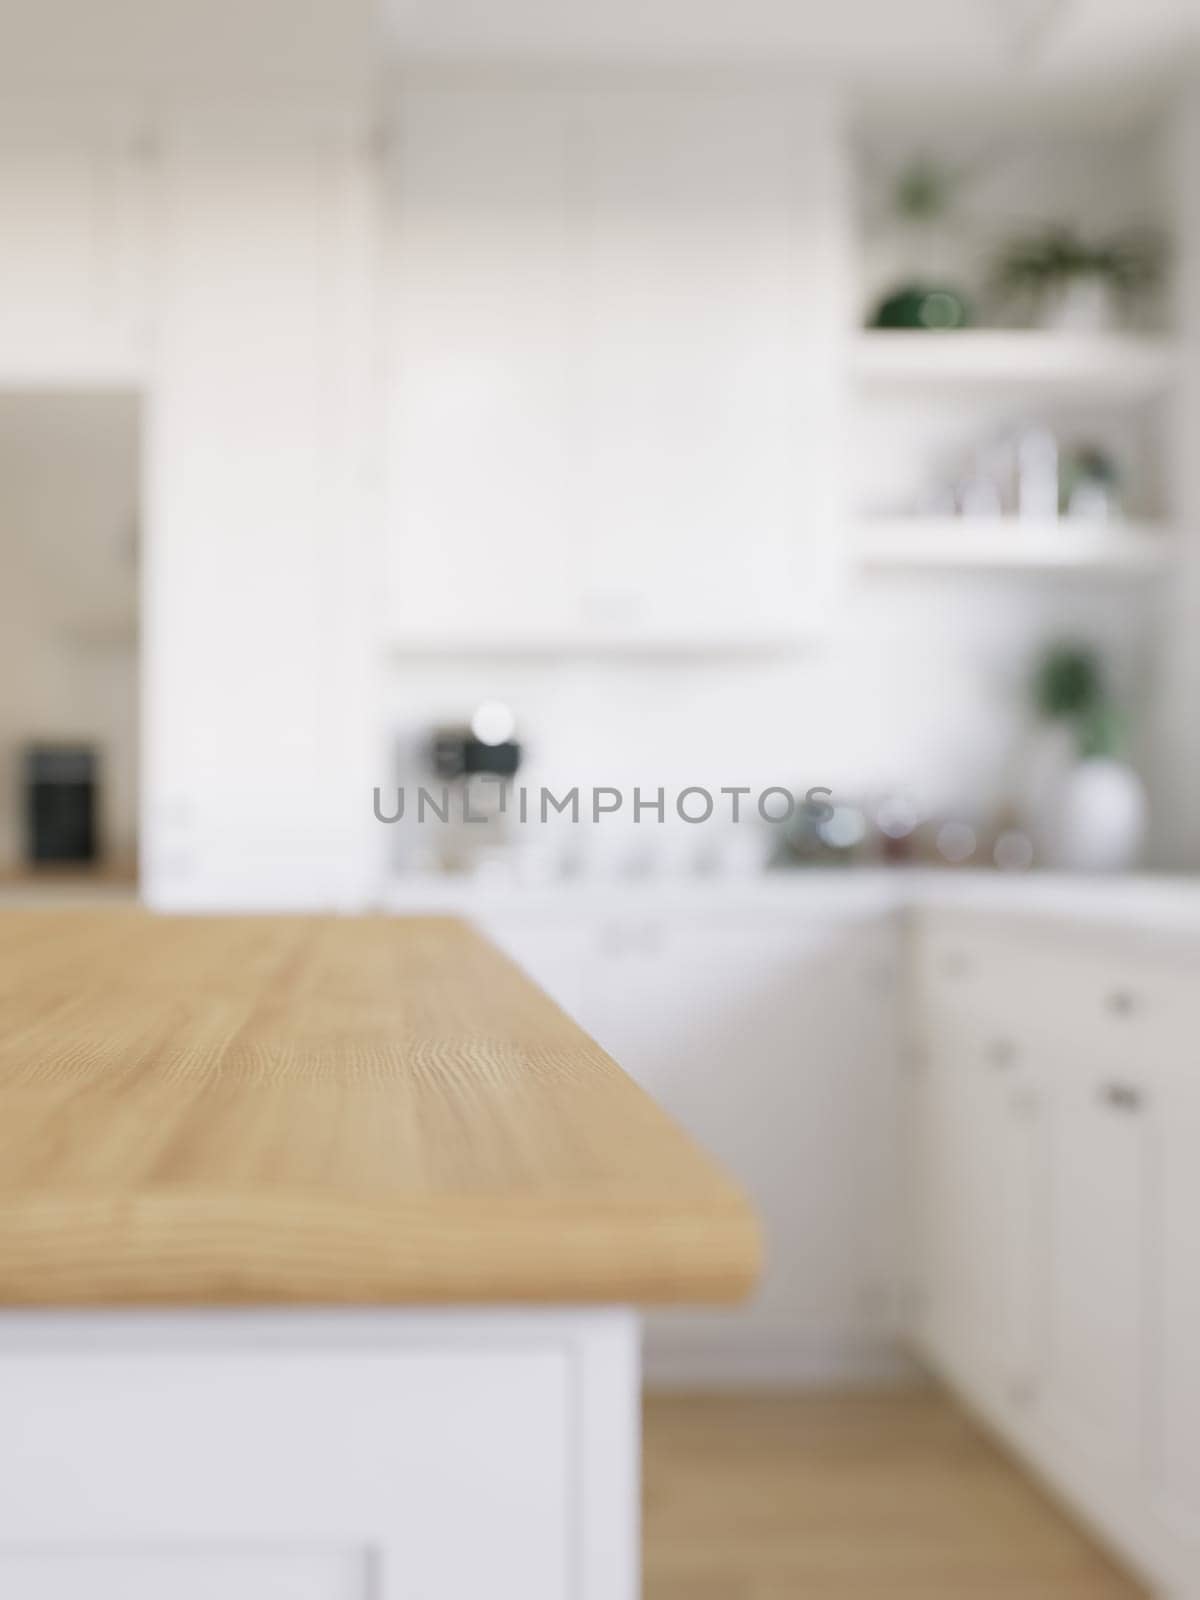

left=643, top=1389, right=1148, bottom=1600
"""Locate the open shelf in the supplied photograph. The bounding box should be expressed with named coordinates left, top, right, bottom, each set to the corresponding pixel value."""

left=852, top=332, right=1176, bottom=399
left=852, top=517, right=1172, bottom=574
left=386, top=628, right=805, bottom=657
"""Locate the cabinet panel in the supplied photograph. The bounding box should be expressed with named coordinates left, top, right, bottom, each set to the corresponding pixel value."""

left=585, top=912, right=900, bottom=1346
left=913, top=913, right=1162, bottom=1483
left=469, top=903, right=900, bottom=1376
left=145, top=109, right=374, bottom=908
left=385, top=84, right=846, bottom=648
left=1043, top=1058, right=1150, bottom=1477
left=0, top=1330, right=574, bottom=1600
left=386, top=88, right=576, bottom=642
left=1149, top=974, right=1200, bottom=1533
left=574, top=90, right=842, bottom=641
left=0, top=1550, right=368, bottom=1600
left=914, top=1013, right=1044, bottom=1405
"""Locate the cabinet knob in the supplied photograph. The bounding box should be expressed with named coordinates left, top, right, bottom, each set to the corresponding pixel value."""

left=986, top=1037, right=1017, bottom=1070
left=1099, top=1081, right=1145, bottom=1113
left=1106, top=988, right=1140, bottom=1018
left=580, top=590, right=641, bottom=627
left=1009, top=1086, right=1040, bottom=1121
left=1006, top=1376, right=1038, bottom=1410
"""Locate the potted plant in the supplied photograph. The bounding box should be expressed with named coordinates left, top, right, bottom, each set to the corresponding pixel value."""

left=1021, top=644, right=1146, bottom=872
left=992, top=225, right=1164, bottom=333
left=865, top=156, right=974, bottom=331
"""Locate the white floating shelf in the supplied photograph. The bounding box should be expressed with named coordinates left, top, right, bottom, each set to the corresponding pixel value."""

left=386, top=628, right=805, bottom=657
left=853, top=518, right=1172, bottom=574
left=852, top=332, right=1176, bottom=398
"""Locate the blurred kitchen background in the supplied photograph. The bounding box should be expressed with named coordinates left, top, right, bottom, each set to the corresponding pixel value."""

left=8, top=0, right=1200, bottom=1593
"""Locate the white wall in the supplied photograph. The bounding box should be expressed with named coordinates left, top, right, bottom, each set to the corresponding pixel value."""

left=0, top=392, right=140, bottom=871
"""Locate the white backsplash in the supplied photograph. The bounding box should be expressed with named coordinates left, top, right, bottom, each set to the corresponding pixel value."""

left=382, top=569, right=1161, bottom=880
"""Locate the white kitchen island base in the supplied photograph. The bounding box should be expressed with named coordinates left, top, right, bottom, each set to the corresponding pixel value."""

left=0, top=1307, right=640, bottom=1600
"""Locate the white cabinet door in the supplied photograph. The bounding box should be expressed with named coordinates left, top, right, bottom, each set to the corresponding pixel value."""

left=585, top=910, right=900, bottom=1377
left=914, top=916, right=1152, bottom=1476
left=1162, top=1055, right=1200, bottom=1532
left=914, top=1006, right=1044, bottom=1407
left=144, top=108, right=375, bottom=909
left=911, top=922, right=1050, bottom=1407
left=385, top=83, right=846, bottom=649
left=386, top=87, right=577, bottom=645
left=575, top=88, right=845, bottom=644
left=0, top=105, right=150, bottom=380
left=1140, top=970, right=1200, bottom=1534
left=1042, top=1051, right=1151, bottom=1479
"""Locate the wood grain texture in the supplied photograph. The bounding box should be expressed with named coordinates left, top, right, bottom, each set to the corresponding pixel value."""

left=0, top=911, right=759, bottom=1307
left=643, top=1391, right=1147, bottom=1599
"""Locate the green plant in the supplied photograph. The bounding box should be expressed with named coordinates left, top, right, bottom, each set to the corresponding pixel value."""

left=1033, top=644, right=1125, bottom=759
left=994, top=225, right=1164, bottom=309
left=892, top=158, right=962, bottom=224
left=1034, top=644, right=1103, bottom=721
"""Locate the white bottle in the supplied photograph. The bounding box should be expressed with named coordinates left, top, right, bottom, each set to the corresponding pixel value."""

left=1016, top=427, right=1059, bottom=521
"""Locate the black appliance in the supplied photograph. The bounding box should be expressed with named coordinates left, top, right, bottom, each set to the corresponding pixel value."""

left=23, top=743, right=99, bottom=865
left=429, top=728, right=522, bottom=780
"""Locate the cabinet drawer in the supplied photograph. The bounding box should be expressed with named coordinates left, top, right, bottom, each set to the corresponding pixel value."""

left=0, top=1550, right=366, bottom=1600
left=914, top=913, right=1187, bottom=1071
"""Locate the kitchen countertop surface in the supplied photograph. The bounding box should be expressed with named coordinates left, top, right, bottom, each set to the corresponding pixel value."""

left=381, top=867, right=1200, bottom=931
left=0, top=910, right=759, bottom=1308
left=6, top=865, right=1200, bottom=933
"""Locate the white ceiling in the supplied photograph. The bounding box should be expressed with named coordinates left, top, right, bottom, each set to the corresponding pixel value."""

left=0, top=0, right=1191, bottom=107
left=383, top=0, right=1198, bottom=113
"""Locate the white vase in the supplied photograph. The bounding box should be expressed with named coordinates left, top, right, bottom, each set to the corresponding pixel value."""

left=1048, top=758, right=1147, bottom=873
left=1040, top=275, right=1118, bottom=334
left=1019, top=722, right=1077, bottom=864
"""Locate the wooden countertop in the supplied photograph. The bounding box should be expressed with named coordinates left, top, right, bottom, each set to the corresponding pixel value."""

left=0, top=911, right=759, bottom=1307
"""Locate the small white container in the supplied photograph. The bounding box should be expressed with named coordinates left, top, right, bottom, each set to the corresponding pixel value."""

left=1051, top=757, right=1147, bottom=873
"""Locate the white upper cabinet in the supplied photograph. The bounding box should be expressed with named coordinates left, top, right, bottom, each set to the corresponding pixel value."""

left=0, top=105, right=151, bottom=381
left=385, top=81, right=847, bottom=650
left=386, top=86, right=577, bottom=644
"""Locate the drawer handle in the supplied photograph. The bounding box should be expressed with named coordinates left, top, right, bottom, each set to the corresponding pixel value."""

left=1009, top=1086, right=1040, bottom=1121
left=1100, top=1082, right=1144, bottom=1113
left=986, top=1037, right=1017, bottom=1069
left=1106, top=988, right=1140, bottom=1018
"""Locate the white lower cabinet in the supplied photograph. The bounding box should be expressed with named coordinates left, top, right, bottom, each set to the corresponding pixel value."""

left=911, top=910, right=1200, bottom=1597
left=1043, top=1047, right=1151, bottom=1479
left=1162, top=1041, right=1200, bottom=1542
left=914, top=1012, right=1043, bottom=1412
left=0, top=1308, right=637, bottom=1600
left=482, top=904, right=902, bottom=1384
